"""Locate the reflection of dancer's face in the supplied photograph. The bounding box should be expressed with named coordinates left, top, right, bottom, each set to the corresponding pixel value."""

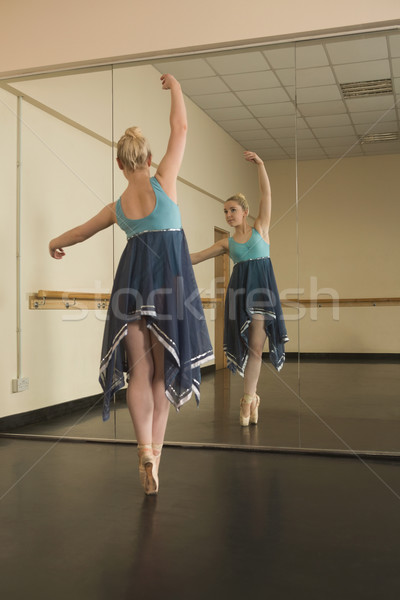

left=224, top=201, right=247, bottom=227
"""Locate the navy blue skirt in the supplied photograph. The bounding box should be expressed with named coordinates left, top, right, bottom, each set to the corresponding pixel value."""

left=224, top=257, right=289, bottom=375
left=99, top=229, right=214, bottom=421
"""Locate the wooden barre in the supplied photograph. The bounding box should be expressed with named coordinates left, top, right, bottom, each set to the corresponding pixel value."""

left=29, top=290, right=400, bottom=310
left=29, top=290, right=223, bottom=310
left=282, top=298, right=400, bottom=308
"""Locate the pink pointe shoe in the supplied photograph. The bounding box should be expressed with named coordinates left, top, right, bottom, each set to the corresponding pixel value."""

left=240, top=393, right=261, bottom=426
left=250, top=394, right=260, bottom=425
left=137, top=444, right=157, bottom=495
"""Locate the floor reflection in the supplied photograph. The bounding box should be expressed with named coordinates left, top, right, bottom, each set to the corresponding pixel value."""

left=3, top=358, right=400, bottom=454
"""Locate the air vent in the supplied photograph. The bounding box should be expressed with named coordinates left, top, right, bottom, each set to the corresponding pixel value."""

left=359, top=132, right=399, bottom=144
left=340, top=78, right=393, bottom=99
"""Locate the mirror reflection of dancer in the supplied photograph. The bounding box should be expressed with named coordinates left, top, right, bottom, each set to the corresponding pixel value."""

left=191, top=151, right=288, bottom=426
left=49, top=74, right=214, bottom=494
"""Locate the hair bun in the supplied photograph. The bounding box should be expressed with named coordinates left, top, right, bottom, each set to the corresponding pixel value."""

left=125, top=126, right=142, bottom=139
left=117, top=126, right=150, bottom=172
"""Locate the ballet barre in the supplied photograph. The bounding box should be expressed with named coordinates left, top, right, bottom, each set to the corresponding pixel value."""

left=29, top=291, right=399, bottom=310
left=29, top=290, right=222, bottom=310
left=282, top=298, right=400, bottom=308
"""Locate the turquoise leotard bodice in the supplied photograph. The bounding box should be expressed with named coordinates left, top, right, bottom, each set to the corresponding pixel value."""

left=116, top=176, right=182, bottom=238
left=228, top=228, right=270, bottom=264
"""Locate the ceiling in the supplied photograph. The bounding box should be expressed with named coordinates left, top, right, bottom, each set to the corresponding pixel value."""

left=152, top=31, right=400, bottom=161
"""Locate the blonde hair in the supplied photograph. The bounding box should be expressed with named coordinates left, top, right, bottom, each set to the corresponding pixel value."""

left=225, top=192, right=249, bottom=212
left=117, top=127, right=151, bottom=171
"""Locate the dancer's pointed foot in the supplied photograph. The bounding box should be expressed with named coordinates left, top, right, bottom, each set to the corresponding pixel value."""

left=250, top=394, right=260, bottom=424
left=137, top=444, right=157, bottom=495
left=240, top=394, right=254, bottom=426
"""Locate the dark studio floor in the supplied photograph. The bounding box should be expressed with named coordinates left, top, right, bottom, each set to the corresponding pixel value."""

left=1, top=438, right=400, bottom=600
left=1, top=359, right=400, bottom=599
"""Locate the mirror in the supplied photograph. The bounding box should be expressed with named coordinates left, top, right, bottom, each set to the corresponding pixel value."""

left=111, top=47, right=299, bottom=447
left=0, top=67, right=116, bottom=439
left=0, top=45, right=299, bottom=447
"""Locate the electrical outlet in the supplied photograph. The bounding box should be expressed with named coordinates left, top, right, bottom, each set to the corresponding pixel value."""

left=12, top=377, right=29, bottom=393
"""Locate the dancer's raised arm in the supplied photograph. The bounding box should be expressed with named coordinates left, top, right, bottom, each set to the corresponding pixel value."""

left=155, top=74, right=187, bottom=203
left=244, top=151, right=271, bottom=240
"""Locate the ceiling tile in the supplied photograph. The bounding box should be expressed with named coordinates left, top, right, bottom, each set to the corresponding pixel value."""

left=325, top=36, right=388, bottom=64
left=259, top=148, right=291, bottom=160
left=306, top=114, right=351, bottom=127
left=258, top=115, right=296, bottom=128
left=279, top=140, right=298, bottom=150
left=393, top=58, right=400, bottom=77
left=313, top=125, right=356, bottom=138
left=231, top=130, right=272, bottom=142
left=296, top=43, right=329, bottom=68
left=222, top=71, right=280, bottom=91
left=349, top=109, right=397, bottom=124
left=219, top=118, right=264, bottom=132
left=297, top=138, right=323, bottom=148
left=296, top=128, right=317, bottom=139
left=180, top=77, right=230, bottom=95
left=297, top=85, right=342, bottom=103
left=263, top=47, right=295, bottom=69
left=240, top=138, right=281, bottom=150
left=152, top=58, right=215, bottom=79
left=345, top=95, right=396, bottom=112
left=267, top=126, right=295, bottom=139
left=324, top=146, right=364, bottom=158
left=205, top=106, right=253, bottom=120
left=334, top=60, right=391, bottom=84
left=355, top=120, right=398, bottom=135
left=236, top=88, right=291, bottom=104
left=297, top=100, right=346, bottom=117
left=296, top=66, right=336, bottom=88
left=297, top=149, right=328, bottom=160
left=275, top=68, right=295, bottom=86
left=296, top=118, right=309, bottom=129
left=190, top=92, right=242, bottom=109
left=319, top=136, right=359, bottom=147
left=249, top=102, right=295, bottom=117
left=388, top=33, right=400, bottom=58
left=285, top=86, right=296, bottom=101
left=206, top=51, right=269, bottom=75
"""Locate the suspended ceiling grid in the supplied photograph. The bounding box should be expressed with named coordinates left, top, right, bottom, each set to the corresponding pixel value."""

left=153, top=32, right=400, bottom=160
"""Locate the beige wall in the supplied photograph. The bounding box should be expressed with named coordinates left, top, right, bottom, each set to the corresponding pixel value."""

left=267, top=154, right=400, bottom=353
left=1, top=0, right=399, bottom=76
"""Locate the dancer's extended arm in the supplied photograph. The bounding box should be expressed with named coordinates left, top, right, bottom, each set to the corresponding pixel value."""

left=191, top=238, right=229, bottom=265
left=49, top=203, right=116, bottom=259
